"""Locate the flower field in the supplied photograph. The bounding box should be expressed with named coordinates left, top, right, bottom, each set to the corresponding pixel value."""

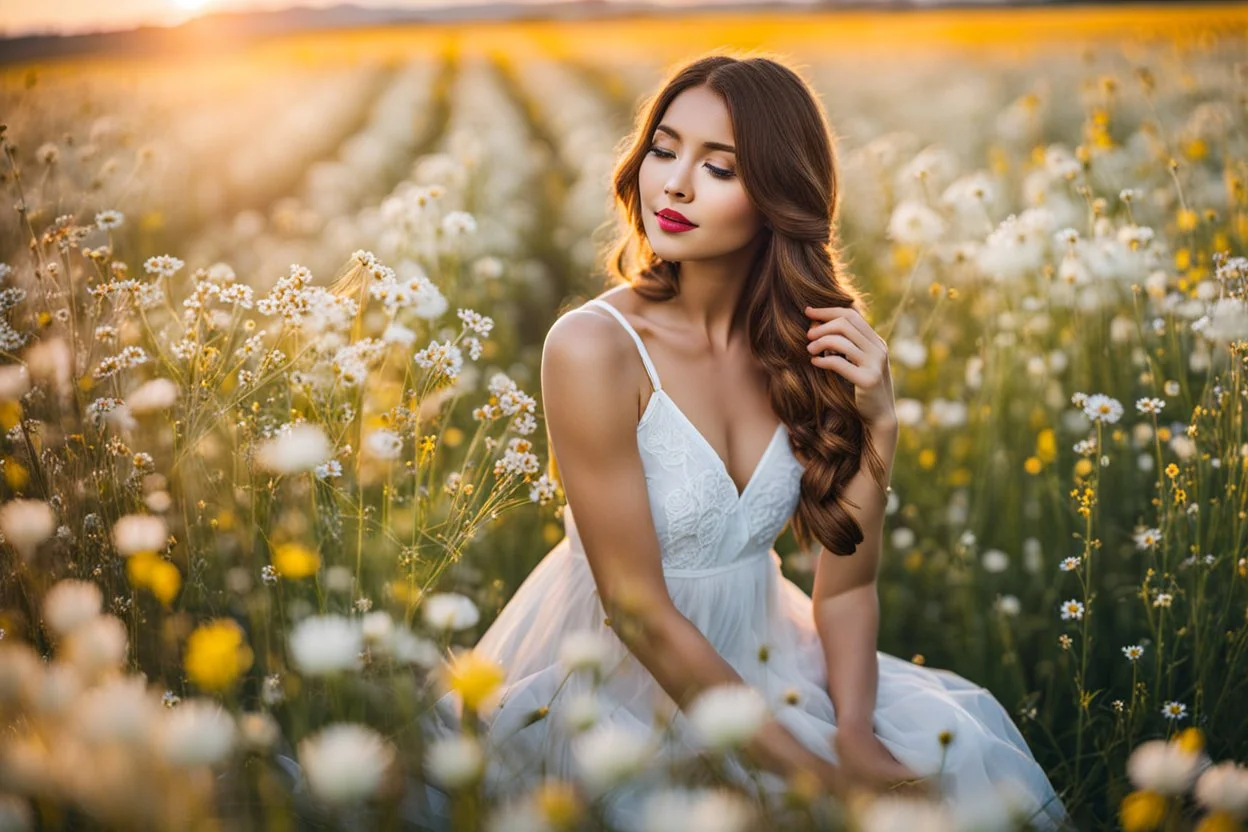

left=1, top=3, right=1247, bottom=829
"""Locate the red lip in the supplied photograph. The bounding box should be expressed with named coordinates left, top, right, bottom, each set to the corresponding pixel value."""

left=656, top=209, right=696, bottom=227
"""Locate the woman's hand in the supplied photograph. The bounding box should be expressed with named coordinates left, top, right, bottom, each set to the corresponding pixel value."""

left=805, top=305, right=896, bottom=427
left=833, top=725, right=930, bottom=797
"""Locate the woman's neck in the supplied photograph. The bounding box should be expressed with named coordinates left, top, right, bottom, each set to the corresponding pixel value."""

left=660, top=240, right=763, bottom=351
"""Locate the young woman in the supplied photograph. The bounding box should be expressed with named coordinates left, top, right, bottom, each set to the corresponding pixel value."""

left=424, top=52, right=1069, bottom=830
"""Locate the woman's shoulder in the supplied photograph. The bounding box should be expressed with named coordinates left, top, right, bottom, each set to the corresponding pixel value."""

left=543, top=291, right=640, bottom=382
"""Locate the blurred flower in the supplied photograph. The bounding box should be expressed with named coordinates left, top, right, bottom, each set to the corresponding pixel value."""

left=42, top=579, right=102, bottom=637
left=1119, top=790, right=1167, bottom=832
left=1195, top=762, right=1248, bottom=817
left=288, top=615, right=362, bottom=676
left=1128, top=738, right=1200, bottom=794
left=72, top=673, right=156, bottom=745
left=442, top=649, right=504, bottom=712
left=887, top=200, right=945, bottom=246
left=1123, top=645, right=1145, bottom=661
left=993, top=595, right=1021, bottom=617
left=0, top=364, right=31, bottom=400
left=857, top=795, right=954, bottom=832
left=559, top=691, right=602, bottom=734
left=422, top=592, right=480, bottom=632
left=144, top=255, right=185, bottom=278
left=425, top=735, right=485, bottom=789
left=239, top=711, right=280, bottom=753
left=61, top=614, right=128, bottom=679
left=361, top=611, right=394, bottom=646
left=255, top=423, right=333, bottom=474
left=156, top=699, right=237, bottom=767
left=891, top=337, right=927, bottom=369
left=126, top=552, right=181, bottom=606
left=0, top=499, right=56, bottom=561
left=687, top=684, right=769, bottom=751
left=111, top=514, right=168, bottom=556
left=387, top=628, right=439, bottom=668
left=125, top=378, right=178, bottom=414
left=572, top=722, right=655, bottom=793
left=272, top=542, right=320, bottom=580
left=298, top=722, right=395, bottom=805
left=640, top=787, right=756, bottom=832
left=441, top=211, right=477, bottom=236
left=557, top=630, right=613, bottom=676
left=184, top=619, right=254, bottom=694
left=94, top=209, right=124, bottom=230
left=981, top=549, right=1009, bottom=573
left=364, top=429, right=403, bottom=461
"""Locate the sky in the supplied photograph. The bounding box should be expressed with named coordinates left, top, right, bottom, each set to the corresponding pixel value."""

left=0, top=0, right=563, bottom=38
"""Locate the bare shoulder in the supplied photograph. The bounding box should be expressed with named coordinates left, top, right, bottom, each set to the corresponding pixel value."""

left=542, top=304, right=642, bottom=429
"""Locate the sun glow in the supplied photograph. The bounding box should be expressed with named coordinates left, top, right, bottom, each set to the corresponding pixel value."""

left=171, top=0, right=212, bottom=11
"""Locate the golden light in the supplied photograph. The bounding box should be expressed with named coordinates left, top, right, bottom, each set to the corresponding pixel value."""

left=171, top=0, right=211, bottom=10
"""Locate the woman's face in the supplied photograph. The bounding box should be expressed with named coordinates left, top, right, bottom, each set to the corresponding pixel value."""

left=638, top=84, right=767, bottom=263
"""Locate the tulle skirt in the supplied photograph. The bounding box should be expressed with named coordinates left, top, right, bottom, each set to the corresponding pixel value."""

left=421, top=535, right=1070, bottom=830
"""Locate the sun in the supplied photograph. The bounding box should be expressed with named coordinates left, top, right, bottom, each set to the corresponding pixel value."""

left=171, top=0, right=211, bottom=10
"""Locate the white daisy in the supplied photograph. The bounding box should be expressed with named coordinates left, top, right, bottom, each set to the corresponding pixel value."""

left=298, top=722, right=395, bottom=805
left=1059, top=599, right=1084, bottom=621
left=1160, top=700, right=1188, bottom=720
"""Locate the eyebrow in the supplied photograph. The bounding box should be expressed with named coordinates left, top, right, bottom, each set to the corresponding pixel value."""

left=654, top=124, right=735, bottom=154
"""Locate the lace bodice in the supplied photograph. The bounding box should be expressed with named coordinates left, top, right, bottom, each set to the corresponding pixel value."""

left=563, top=298, right=806, bottom=573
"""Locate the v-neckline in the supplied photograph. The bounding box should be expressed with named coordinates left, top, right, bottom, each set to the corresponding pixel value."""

left=644, top=390, right=786, bottom=504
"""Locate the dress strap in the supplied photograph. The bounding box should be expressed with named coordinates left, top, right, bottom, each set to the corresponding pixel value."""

left=583, top=299, right=663, bottom=392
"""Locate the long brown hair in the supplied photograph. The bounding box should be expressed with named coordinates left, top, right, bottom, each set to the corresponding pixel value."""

left=604, top=51, right=888, bottom=558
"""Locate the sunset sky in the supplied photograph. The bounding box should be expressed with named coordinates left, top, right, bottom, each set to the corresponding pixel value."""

left=0, top=0, right=582, bottom=38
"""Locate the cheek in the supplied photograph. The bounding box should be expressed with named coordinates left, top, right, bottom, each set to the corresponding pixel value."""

left=637, top=157, right=662, bottom=196
left=716, top=189, right=765, bottom=236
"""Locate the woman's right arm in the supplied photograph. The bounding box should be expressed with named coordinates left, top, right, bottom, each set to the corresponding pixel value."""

left=541, top=310, right=843, bottom=793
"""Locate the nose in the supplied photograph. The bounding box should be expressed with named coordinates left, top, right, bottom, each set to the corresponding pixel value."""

left=663, top=164, right=691, bottom=200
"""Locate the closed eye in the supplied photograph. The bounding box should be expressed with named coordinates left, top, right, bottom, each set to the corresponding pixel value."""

left=646, top=146, right=735, bottom=180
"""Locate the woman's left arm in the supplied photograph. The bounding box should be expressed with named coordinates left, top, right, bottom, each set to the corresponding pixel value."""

left=804, top=306, right=919, bottom=790
left=809, top=415, right=896, bottom=731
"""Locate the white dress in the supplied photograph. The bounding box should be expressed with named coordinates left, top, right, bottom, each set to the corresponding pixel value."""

left=422, top=298, right=1069, bottom=830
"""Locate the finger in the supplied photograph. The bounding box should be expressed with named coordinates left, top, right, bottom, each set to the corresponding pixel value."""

left=807, top=320, right=871, bottom=358
left=804, top=304, right=850, bottom=322
left=807, top=333, right=864, bottom=364
left=806, top=306, right=886, bottom=350
left=811, top=353, right=875, bottom=386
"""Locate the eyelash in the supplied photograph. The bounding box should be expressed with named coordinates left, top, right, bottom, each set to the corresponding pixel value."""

left=646, top=146, right=735, bottom=180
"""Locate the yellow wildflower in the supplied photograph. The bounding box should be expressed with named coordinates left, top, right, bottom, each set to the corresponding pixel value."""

left=1195, top=812, right=1240, bottom=832
left=1174, top=727, right=1204, bottom=754
left=0, top=400, right=21, bottom=431
left=535, top=780, right=582, bottom=828
left=1119, top=790, right=1167, bottom=832
left=184, top=618, right=254, bottom=694
left=1036, top=428, right=1057, bottom=463
left=442, top=649, right=504, bottom=712
left=4, top=459, right=29, bottom=490
left=148, top=558, right=182, bottom=606
left=126, top=551, right=180, bottom=605
left=272, top=542, right=320, bottom=580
